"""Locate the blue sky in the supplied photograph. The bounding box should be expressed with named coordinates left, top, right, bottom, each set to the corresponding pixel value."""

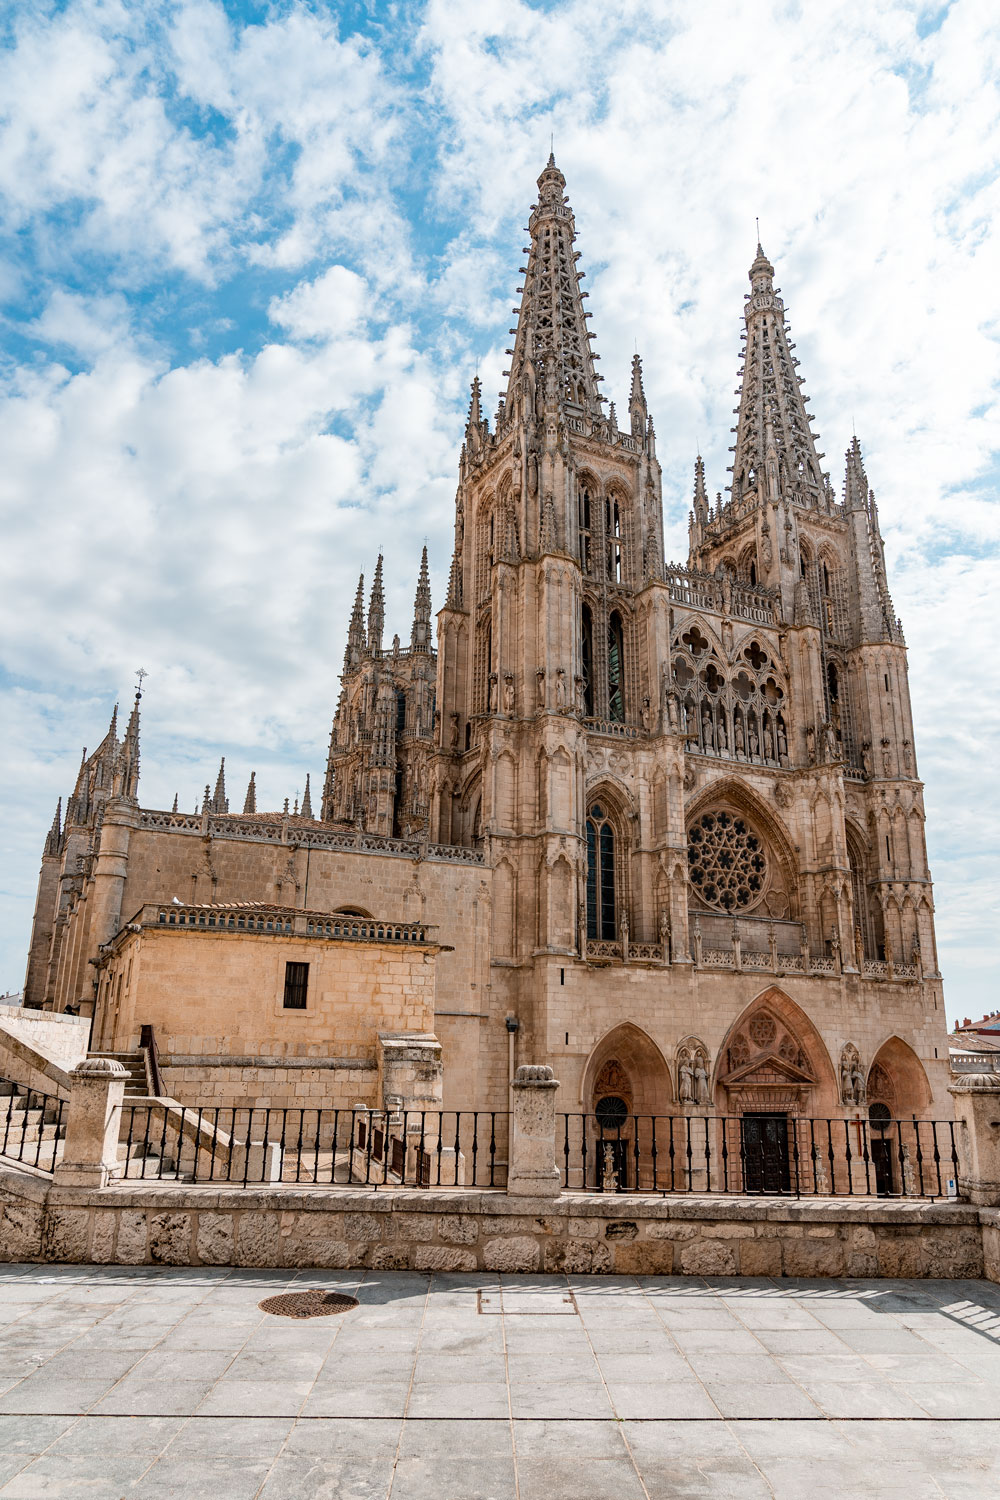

left=0, top=0, right=998, bottom=1023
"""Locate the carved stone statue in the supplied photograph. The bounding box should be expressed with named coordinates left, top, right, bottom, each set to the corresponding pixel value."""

left=555, top=668, right=566, bottom=709
left=449, top=712, right=460, bottom=749
left=641, top=695, right=651, bottom=731
left=777, top=722, right=788, bottom=764
left=678, top=1053, right=695, bottom=1104
left=536, top=670, right=546, bottom=708
left=861, top=741, right=873, bottom=777
left=487, top=673, right=497, bottom=713
left=503, top=675, right=515, bottom=716
left=805, top=724, right=816, bottom=765
left=694, top=1055, right=710, bottom=1105
left=851, top=1062, right=866, bottom=1106
left=881, top=738, right=892, bottom=775
left=717, top=717, right=728, bottom=751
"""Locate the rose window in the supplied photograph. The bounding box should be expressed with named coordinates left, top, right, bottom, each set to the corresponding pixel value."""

left=687, top=810, right=767, bottom=911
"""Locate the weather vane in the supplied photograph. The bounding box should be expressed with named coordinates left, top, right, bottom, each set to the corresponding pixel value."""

left=135, top=667, right=148, bottom=698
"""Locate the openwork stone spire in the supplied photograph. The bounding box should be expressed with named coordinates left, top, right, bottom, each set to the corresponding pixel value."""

left=345, top=572, right=366, bottom=669
left=411, top=545, right=432, bottom=651
left=367, top=555, right=385, bottom=656
left=211, top=757, right=228, bottom=814
left=243, top=771, right=257, bottom=815
left=300, top=773, right=313, bottom=820
left=730, top=242, right=824, bottom=503
left=504, top=154, right=603, bottom=416
left=629, top=353, right=647, bottom=437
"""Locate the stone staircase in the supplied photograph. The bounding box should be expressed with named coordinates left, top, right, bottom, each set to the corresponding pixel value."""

left=87, top=1050, right=150, bottom=1098
left=0, top=1080, right=66, bottom=1172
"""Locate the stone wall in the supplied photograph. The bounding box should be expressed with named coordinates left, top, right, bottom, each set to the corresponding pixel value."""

left=1, top=1169, right=992, bottom=1280
left=0, top=1004, right=90, bottom=1072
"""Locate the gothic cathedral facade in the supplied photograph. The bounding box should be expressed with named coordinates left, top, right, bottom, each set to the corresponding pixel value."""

left=26, top=157, right=950, bottom=1131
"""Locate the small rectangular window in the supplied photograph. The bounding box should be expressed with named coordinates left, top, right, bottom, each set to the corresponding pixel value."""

left=283, top=961, right=309, bottom=1010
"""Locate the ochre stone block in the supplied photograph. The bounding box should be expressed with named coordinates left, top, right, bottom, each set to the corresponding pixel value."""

left=875, top=1234, right=925, bottom=1278
left=148, top=1213, right=192, bottom=1265
left=678, top=1239, right=737, bottom=1276
left=611, top=1241, right=675, bottom=1275
left=343, top=1212, right=384, bottom=1241
left=41, top=1208, right=91, bottom=1263
left=235, top=1210, right=281, bottom=1266
left=115, top=1210, right=149, bottom=1264
left=0, top=1200, right=44, bottom=1261
left=196, top=1213, right=235, bottom=1265
left=738, top=1238, right=783, bottom=1276
left=437, top=1214, right=479, bottom=1245
left=780, top=1236, right=846, bottom=1277
left=542, top=1238, right=613, bottom=1274
left=482, top=1235, right=541, bottom=1272
left=414, top=1244, right=477, bottom=1272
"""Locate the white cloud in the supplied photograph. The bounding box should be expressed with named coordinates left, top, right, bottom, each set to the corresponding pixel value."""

left=0, top=0, right=997, bottom=1027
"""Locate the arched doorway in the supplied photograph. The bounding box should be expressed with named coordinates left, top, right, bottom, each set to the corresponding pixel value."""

left=714, top=989, right=838, bottom=1194
left=581, top=1025, right=673, bottom=1190
left=866, top=1037, right=934, bottom=1196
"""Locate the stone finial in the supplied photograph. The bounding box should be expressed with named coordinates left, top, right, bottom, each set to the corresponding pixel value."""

left=70, top=1057, right=128, bottom=1079
left=515, top=1064, right=556, bottom=1084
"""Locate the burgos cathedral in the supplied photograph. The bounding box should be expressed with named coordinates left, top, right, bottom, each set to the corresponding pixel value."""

left=25, top=157, right=951, bottom=1159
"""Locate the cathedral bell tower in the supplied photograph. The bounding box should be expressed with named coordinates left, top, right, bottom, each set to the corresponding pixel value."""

left=433, top=155, right=671, bottom=1038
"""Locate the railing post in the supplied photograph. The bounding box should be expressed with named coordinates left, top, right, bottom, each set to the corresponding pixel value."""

left=54, top=1058, right=127, bottom=1187
left=508, top=1065, right=561, bottom=1197
left=948, top=1074, right=1000, bottom=1205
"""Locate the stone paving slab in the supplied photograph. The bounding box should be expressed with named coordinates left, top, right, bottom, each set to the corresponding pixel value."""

left=0, top=1264, right=998, bottom=1495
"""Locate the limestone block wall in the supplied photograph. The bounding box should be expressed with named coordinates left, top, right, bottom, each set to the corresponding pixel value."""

left=0, top=1171, right=991, bottom=1281
left=0, top=1004, right=90, bottom=1071
left=159, top=1060, right=379, bottom=1113
left=500, top=957, right=952, bottom=1118
left=96, top=928, right=438, bottom=1064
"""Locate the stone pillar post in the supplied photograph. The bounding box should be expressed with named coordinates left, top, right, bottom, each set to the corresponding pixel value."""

left=55, top=1057, right=127, bottom=1187
left=949, top=1074, right=1000, bottom=1206
left=508, top=1064, right=560, bottom=1198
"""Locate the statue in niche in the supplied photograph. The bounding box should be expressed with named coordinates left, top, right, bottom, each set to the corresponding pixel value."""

left=503, top=676, right=515, bottom=716
left=763, top=721, right=774, bottom=760
left=574, top=675, right=586, bottom=715
left=641, top=695, right=652, bottom=731
left=659, top=908, right=671, bottom=954
left=902, top=740, right=912, bottom=773
left=717, top=717, right=728, bottom=752
left=678, top=1052, right=695, bottom=1104
left=881, top=739, right=892, bottom=775
left=449, top=712, right=460, bottom=750
left=702, top=707, right=715, bottom=750
left=694, top=1054, right=711, bottom=1105
left=487, top=673, right=497, bottom=713
left=854, top=925, right=865, bottom=970
left=805, top=724, right=816, bottom=765
left=851, top=1060, right=867, bottom=1106
left=748, top=722, right=759, bottom=757
left=824, top=722, right=838, bottom=761
left=555, top=668, right=567, bottom=709
left=761, top=525, right=773, bottom=568
left=536, top=670, right=546, bottom=708
left=735, top=716, right=746, bottom=754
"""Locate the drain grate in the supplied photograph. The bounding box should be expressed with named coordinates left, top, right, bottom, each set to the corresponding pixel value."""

left=258, top=1290, right=359, bottom=1319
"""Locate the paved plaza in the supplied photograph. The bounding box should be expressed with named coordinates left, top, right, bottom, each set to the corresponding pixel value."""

left=0, top=1265, right=999, bottom=1497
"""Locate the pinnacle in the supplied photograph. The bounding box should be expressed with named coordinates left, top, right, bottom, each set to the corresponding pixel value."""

left=301, top=774, right=313, bottom=820
left=243, top=770, right=257, bottom=816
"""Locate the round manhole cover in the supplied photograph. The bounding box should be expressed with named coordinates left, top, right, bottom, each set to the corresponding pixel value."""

left=258, top=1291, right=359, bottom=1319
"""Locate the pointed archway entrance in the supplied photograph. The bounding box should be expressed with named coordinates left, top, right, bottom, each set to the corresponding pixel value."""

left=581, top=1024, right=673, bottom=1190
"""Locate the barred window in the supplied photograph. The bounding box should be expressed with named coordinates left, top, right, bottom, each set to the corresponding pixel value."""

left=283, top=961, right=309, bottom=1010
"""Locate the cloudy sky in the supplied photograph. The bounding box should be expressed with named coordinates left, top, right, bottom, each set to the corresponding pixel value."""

left=1, top=0, right=997, bottom=1022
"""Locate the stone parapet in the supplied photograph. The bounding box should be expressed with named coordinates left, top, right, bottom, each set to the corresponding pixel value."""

left=1, top=1169, right=989, bottom=1280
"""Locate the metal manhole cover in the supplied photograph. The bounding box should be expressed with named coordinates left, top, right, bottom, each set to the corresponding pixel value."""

left=258, top=1291, right=359, bottom=1319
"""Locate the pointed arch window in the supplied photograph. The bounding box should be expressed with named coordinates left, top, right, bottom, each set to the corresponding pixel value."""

left=395, top=690, right=407, bottom=737
left=579, top=487, right=592, bottom=573
left=581, top=604, right=594, bottom=717
left=586, top=803, right=616, bottom=940
left=606, top=498, right=622, bottom=582
left=608, top=612, right=625, bottom=722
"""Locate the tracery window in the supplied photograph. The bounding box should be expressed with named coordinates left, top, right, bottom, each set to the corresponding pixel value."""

left=607, top=612, right=625, bottom=722
left=671, top=636, right=786, bottom=766
left=687, top=811, right=766, bottom=912
left=586, top=803, right=616, bottom=939
left=581, top=605, right=594, bottom=716
left=579, top=486, right=592, bottom=573
left=606, top=497, right=622, bottom=582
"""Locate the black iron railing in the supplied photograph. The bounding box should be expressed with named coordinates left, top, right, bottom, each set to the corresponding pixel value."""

left=0, top=1080, right=66, bottom=1173
left=560, top=1113, right=960, bottom=1201
left=118, top=1104, right=508, bottom=1189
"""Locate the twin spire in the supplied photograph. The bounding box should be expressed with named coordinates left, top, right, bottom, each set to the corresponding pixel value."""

left=503, top=153, right=603, bottom=417
left=729, top=238, right=825, bottom=502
